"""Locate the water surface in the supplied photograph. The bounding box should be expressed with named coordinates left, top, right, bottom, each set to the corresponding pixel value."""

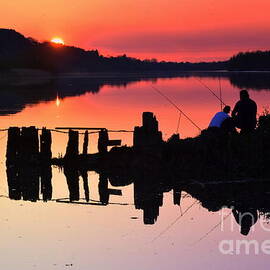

left=0, top=72, right=270, bottom=270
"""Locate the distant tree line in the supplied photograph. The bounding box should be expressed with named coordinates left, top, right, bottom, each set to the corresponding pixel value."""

left=1, top=29, right=269, bottom=72
left=228, top=50, right=270, bottom=71
left=0, top=29, right=227, bottom=72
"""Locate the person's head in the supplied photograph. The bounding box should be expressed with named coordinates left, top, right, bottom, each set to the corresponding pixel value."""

left=223, top=105, right=231, bottom=114
left=240, top=89, right=249, bottom=100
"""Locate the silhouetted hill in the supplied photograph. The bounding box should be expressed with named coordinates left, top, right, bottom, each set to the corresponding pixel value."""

left=0, top=29, right=227, bottom=72
left=0, top=29, right=33, bottom=53
left=0, top=29, right=36, bottom=69
left=228, top=50, right=270, bottom=70
left=1, top=29, right=269, bottom=72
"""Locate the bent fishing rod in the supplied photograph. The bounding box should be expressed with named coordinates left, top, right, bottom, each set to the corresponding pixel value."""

left=151, top=85, right=202, bottom=132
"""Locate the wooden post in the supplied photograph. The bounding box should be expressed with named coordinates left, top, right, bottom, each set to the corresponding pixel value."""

left=134, top=112, right=163, bottom=148
left=6, top=127, right=20, bottom=165
left=18, top=126, right=39, bottom=201
left=98, top=129, right=108, bottom=154
left=40, top=128, right=52, bottom=201
left=65, top=129, right=79, bottom=161
left=20, top=126, right=39, bottom=164
left=40, top=128, right=52, bottom=163
left=83, top=130, right=89, bottom=155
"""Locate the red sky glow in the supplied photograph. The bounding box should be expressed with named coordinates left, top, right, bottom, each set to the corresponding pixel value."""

left=2, top=0, right=270, bottom=61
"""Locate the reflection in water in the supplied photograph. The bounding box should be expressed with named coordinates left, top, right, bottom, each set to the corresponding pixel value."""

left=98, top=173, right=110, bottom=205
left=184, top=181, right=270, bottom=235
left=56, top=94, right=61, bottom=107
left=40, top=165, right=52, bottom=202
left=134, top=177, right=164, bottom=225
left=64, top=166, right=80, bottom=202
left=4, top=113, right=270, bottom=237
left=6, top=137, right=270, bottom=238
left=6, top=126, right=53, bottom=202
left=233, top=207, right=258, bottom=236
left=229, top=72, right=270, bottom=91
left=0, top=74, right=159, bottom=115
left=1, top=72, right=270, bottom=116
left=7, top=163, right=52, bottom=202
left=173, top=187, right=182, bottom=206
left=8, top=161, right=269, bottom=236
left=2, top=72, right=270, bottom=245
left=81, top=170, right=90, bottom=202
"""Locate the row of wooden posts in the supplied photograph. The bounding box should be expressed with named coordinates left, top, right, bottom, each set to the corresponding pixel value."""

left=6, top=126, right=52, bottom=165
left=6, top=126, right=122, bottom=165
left=6, top=112, right=163, bottom=165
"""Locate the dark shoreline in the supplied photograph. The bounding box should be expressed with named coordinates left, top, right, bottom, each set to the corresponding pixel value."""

left=1, top=68, right=270, bottom=85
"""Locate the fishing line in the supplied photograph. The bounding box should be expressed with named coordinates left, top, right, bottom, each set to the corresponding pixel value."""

left=195, top=78, right=226, bottom=107
left=151, top=85, right=202, bottom=131
left=191, top=211, right=232, bottom=246
left=151, top=200, right=199, bottom=243
left=0, top=134, right=7, bottom=141
left=179, top=204, right=183, bottom=216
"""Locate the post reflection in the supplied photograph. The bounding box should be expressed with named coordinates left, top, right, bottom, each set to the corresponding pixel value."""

left=5, top=115, right=270, bottom=238
left=7, top=163, right=52, bottom=202
left=7, top=158, right=270, bottom=236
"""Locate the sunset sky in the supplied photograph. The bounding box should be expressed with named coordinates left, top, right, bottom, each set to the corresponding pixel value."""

left=2, top=0, right=270, bottom=62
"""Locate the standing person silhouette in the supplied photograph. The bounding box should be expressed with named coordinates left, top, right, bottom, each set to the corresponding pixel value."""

left=232, top=90, right=257, bottom=134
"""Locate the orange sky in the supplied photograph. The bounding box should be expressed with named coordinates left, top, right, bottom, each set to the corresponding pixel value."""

left=2, top=0, right=270, bottom=61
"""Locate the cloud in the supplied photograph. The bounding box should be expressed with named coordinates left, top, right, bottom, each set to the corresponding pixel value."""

left=91, top=27, right=270, bottom=54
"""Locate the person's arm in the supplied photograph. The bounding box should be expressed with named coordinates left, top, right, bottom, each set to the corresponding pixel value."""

left=232, top=102, right=239, bottom=118
left=254, top=101, right=257, bottom=116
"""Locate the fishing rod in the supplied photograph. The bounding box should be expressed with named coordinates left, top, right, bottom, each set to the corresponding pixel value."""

left=219, top=77, right=223, bottom=111
left=151, top=85, right=202, bottom=132
left=195, top=78, right=227, bottom=107
left=176, top=112, right=182, bottom=134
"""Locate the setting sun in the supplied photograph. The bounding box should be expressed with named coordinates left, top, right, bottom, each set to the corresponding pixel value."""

left=51, top=37, right=64, bottom=45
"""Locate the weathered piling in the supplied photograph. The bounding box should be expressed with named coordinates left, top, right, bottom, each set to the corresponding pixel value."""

left=6, top=127, right=20, bottom=165
left=20, top=126, right=39, bottom=164
left=6, top=127, right=21, bottom=199
left=6, top=126, right=53, bottom=202
left=19, top=127, right=40, bottom=201
left=83, top=130, right=89, bottom=155
left=40, top=128, right=52, bottom=163
left=98, top=129, right=109, bottom=154
left=133, top=112, right=163, bottom=148
left=40, top=128, right=52, bottom=201
left=65, top=129, right=79, bottom=161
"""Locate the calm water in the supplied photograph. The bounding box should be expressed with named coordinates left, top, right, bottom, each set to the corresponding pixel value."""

left=0, top=72, right=270, bottom=270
